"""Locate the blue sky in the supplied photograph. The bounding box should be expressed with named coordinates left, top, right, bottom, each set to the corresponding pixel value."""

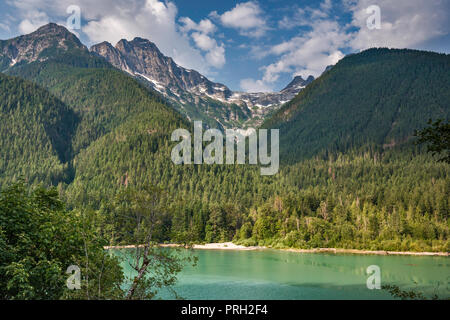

left=1, top=0, right=449, bottom=91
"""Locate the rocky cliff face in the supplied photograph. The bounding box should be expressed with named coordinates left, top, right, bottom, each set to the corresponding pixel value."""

left=91, top=38, right=233, bottom=101
left=91, top=37, right=314, bottom=127
left=229, top=75, right=314, bottom=109
left=0, top=23, right=87, bottom=71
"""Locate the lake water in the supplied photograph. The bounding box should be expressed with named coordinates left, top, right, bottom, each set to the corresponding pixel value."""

left=117, top=249, right=449, bottom=300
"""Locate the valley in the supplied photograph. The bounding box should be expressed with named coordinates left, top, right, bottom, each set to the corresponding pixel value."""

left=0, top=21, right=449, bottom=301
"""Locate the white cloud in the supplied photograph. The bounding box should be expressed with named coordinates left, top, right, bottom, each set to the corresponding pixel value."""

left=180, top=17, right=216, bottom=35
left=191, top=32, right=216, bottom=51
left=345, top=0, right=449, bottom=50
left=191, top=32, right=225, bottom=68
left=252, top=0, right=449, bottom=90
left=0, top=23, right=11, bottom=32
left=263, top=18, right=349, bottom=83
left=213, top=1, right=267, bottom=37
left=240, top=78, right=273, bottom=92
left=180, top=17, right=225, bottom=68
left=18, top=10, right=49, bottom=34
left=81, top=0, right=215, bottom=72
left=278, top=1, right=333, bottom=30
left=320, top=0, right=333, bottom=11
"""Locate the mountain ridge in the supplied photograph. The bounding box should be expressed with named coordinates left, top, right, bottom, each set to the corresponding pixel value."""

left=1, top=23, right=315, bottom=129
left=0, top=23, right=87, bottom=70
left=90, top=35, right=314, bottom=128
left=264, top=48, right=450, bottom=162
left=90, top=36, right=314, bottom=105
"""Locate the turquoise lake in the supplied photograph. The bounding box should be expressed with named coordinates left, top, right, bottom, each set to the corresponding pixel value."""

left=117, top=249, right=449, bottom=300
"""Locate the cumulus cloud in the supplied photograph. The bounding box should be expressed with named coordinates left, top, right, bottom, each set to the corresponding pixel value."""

left=80, top=0, right=217, bottom=72
left=345, top=0, right=449, bottom=50
left=0, top=23, right=11, bottom=32
left=253, top=1, right=348, bottom=89
left=245, top=0, right=450, bottom=91
left=180, top=17, right=216, bottom=35
left=18, top=10, right=49, bottom=34
left=240, top=78, right=273, bottom=92
left=263, top=19, right=348, bottom=82
left=278, top=1, right=333, bottom=30
left=212, top=1, right=267, bottom=37
left=180, top=17, right=226, bottom=68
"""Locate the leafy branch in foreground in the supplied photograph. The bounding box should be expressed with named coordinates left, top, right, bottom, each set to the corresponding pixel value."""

left=0, top=182, right=123, bottom=299
left=0, top=182, right=195, bottom=300
left=112, top=186, right=197, bottom=300
left=415, top=119, right=450, bottom=163
left=381, top=283, right=448, bottom=300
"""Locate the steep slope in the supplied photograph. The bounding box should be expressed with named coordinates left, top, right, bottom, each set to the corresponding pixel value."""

left=1, top=23, right=314, bottom=131
left=8, top=58, right=174, bottom=153
left=91, top=38, right=251, bottom=129
left=4, top=26, right=182, bottom=154
left=280, top=75, right=315, bottom=96
left=264, top=48, right=450, bottom=163
left=91, top=38, right=313, bottom=128
left=0, top=23, right=87, bottom=71
left=0, top=73, right=76, bottom=185
left=2, top=24, right=189, bottom=191
left=0, top=28, right=448, bottom=252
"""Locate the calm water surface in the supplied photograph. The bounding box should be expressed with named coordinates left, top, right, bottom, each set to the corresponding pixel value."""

left=117, top=249, right=449, bottom=300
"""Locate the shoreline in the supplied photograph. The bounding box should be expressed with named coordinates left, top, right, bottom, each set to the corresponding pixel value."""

left=104, top=242, right=449, bottom=256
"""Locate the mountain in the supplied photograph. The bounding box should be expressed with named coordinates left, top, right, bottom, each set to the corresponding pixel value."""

left=6, top=52, right=185, bottom=153
left=264, top=48, right=450, bottom=162
left=91, top=37, right=313, bottom=128
left=0, top=25, right=448, bottom=253
left=1, top=23, right=314, bottom=130
left=0, top=23, right=87, bottom=70
left=0, top=72, right=77, bottom=185
left=1, top=24, right=189, bottom=156
left=91, top=38, right=231, bottom=99
left=1, top=24, right=191, bottom=194
left=281, top=75, right=315, bottom=95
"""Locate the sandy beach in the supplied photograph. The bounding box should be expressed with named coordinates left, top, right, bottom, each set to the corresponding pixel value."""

left=103, top=242, right=449, bottom=256
left=281, top=247, right=449, bottom=256
left=103, top=242, right=262, bottom=250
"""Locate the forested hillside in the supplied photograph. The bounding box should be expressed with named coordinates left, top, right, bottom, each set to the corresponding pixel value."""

left=68, top=127, right=449, bottom=251
left=6, top=49, right=181, bottom=154
left=0, top=46, right=448, bottom=252
left=264, top=48, right=450, bottom=163
left=0, top=73, right=76, bottom=185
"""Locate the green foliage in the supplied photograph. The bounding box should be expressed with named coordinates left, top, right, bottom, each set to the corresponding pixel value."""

left=415, top=119, right=450, bottom=163
left=110, top=186, right=197, bottom=300
left=7, top=51, right=179, bottom=154
left=0, top=182, right=123, bottom=299
left=1, top=47, right=449, bottom=260
left=263, top=48, right=450, bottom=163
left=381, top=283, right=448, bottom=300
left=0, top=73, right=76, bottom=185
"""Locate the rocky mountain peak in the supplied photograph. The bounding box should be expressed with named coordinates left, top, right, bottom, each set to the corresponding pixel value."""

left=130, top=37, right=158, bottom=49
left=281, top=75, right=314, bottom=93
left=90, top=34, right=316, bottom=128
left=90, top=41, right=130, bottom=73
left=35, top=23, right=70, bottom=34
left=22, top=23, right=85, bottom=50
left=0, top=23, right=86, bottom=70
